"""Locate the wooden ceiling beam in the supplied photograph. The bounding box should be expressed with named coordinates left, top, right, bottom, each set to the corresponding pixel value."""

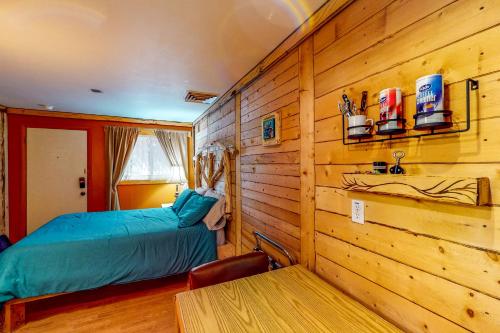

left=7, top=108, right=192, bottom=129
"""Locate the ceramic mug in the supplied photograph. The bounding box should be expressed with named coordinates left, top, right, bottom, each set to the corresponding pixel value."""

left=348, top=115, right=373, bottom=136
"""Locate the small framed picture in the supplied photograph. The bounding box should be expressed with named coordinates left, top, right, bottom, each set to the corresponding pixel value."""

left=261, top=111, right=281, bottom=146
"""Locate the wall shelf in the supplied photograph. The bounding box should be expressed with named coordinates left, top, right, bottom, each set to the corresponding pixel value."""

left=341, top=173, right=490, bottom=206
left=342, top=78, right=479, bottom=145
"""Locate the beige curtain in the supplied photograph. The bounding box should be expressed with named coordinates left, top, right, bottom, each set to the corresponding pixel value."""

left=0, top=110, right=6, bottom=235
left=105, top=126, right=139, bottom=210
left=154, top=130, right=189, bottom=182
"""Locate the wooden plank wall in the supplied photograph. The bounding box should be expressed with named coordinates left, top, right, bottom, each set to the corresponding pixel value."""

left=239, top=50, right=302, bottom=265
left=193, top=0, right=500, bottom=330
left=193, top=97, right=237, bottom=245
left=312, top=0, right=500, bottom=332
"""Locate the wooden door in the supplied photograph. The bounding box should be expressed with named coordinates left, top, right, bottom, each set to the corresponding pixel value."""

left=26, top=128, right=87, bottom=234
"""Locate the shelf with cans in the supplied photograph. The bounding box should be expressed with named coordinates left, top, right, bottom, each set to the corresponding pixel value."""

left=340, top=75, right=479, bottom=145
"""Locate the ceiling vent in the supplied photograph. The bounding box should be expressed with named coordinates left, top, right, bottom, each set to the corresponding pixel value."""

left=184, top=90, right=218, bottom=104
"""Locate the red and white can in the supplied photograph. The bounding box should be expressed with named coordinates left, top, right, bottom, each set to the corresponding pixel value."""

left=379, top=88, right=403, bottom=131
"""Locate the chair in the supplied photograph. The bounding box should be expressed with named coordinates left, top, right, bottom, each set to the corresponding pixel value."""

left=187, top=251, right=269, bottom=290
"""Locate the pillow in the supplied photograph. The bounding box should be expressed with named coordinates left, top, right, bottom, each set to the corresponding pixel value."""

left=195, top=187, right=208, bottom=195
left=216, top=229, right=226, bottom=246
left=203, top=190, right=226, bottom=229
left=177, top=195, right=218, bottom=228
left=204, top=189, right=222, bottom=200
left=172, top=189, right=195, bottom=213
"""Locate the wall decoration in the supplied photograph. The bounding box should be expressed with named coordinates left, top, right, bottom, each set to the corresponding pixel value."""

left=342, top=78, right=478, bottom=145
left=194, top=141, right=236, bottom=219
left=342, top=173, right=490, bottom=206
left=261, top=111, right=281, bottom=146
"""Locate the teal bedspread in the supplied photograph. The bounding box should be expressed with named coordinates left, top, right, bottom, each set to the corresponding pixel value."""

left=0, top=208, right=216, bottom=303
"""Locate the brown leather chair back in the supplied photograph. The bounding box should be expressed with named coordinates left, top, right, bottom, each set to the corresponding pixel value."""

left=188, top=252, right=269, bottom=290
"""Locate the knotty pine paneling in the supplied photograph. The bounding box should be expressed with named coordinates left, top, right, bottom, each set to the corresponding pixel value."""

left=192, top=0, right=499, bottom=330
left=312, top=0, right=500, bottom=332
left=193, top=97, right=236, bottom=245
left=240, top=50, right=302, bottom=262
left=313, top=0, right=393, bottom=55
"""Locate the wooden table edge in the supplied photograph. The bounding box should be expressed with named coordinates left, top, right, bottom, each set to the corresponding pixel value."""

left=174, top=294, right=186, bottom=333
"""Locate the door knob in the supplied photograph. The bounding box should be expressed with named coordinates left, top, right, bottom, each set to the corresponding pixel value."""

left=80, top=191, right=86, bottom=196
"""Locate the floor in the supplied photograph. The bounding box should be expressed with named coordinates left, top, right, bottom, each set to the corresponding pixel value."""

left=8, top=275, right=187, bottom=333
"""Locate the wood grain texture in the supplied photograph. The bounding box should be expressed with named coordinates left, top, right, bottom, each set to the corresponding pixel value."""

left=315, top=256, right=469, bottom=333
left=313, top=0, right=392, bottom=54
left=240, top=51, right=302, bottom=261
left=234, top=93, right=242, bottom=255
left=316, top=210, right=500, bottom=298
left=299, top=37, right=316, bottom=269
left=193, top=97, right=237, bottom=245
left=316, top=186, right=500, bottom=251
left=217, top=243, right=235, bottom=260
left=2, top=275, right=187, bottom=333
left=175, top=265, right=402, bottom=333
left=315, top=0, right=500, bottom=97
left=311, top=0, right=500, bottom=331
left=7, top=108, right=191, bottom=128
left=193, top=0, right=352, bottom=124
left=315, top=26, right=500, bottom=122
left=316, top=233, right=500, bottom=332
left=190, top=0, right=500, bottom=331
left=241, top=197, right=301, bottom=227
left=314, top=0, right=455, bottom=76
left=3, top=302, right=25, bottom=332
left=341, top=173, right=490, bottom=206
left=317, top=163, right=500, bottom=205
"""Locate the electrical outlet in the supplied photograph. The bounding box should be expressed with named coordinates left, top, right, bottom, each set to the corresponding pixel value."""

left=352, top=200, right=365, bottom=224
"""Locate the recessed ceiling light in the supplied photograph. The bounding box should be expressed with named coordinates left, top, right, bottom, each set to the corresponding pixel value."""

left=90, top=88, right=103, bottom=93
left=37, top=104, right=54, bottom=110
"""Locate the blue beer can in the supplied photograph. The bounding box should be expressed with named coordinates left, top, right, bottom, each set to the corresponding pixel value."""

left=416, top=74, right=444, bottom=124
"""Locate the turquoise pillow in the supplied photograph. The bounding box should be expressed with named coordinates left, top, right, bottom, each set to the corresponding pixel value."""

left=177, top=194, right=218, bottom=228
left=172, top=189, right=195, bottom=213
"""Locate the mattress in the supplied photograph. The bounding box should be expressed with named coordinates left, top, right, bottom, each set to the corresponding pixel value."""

left=0, top=207, right=216, bottom=303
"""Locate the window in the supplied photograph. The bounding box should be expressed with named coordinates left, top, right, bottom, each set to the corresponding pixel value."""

left=121, top=135, right=186, bottom=183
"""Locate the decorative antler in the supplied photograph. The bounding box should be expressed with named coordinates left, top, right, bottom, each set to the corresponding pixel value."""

left=212, top=160, right=224, bottom=185
left=200, top=155, right=210, bottom=186
left=194, top=154, right=202, bottom=188
left=193, top=141, right=237, bottom=220
left=222, top=149, right=232, bottom=216
left=207, top=153, right=215, bottom=187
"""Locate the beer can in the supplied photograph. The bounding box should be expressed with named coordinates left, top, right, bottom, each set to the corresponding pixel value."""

left=416, top=74, right=444, bottom=124
left=379, top=88, right=402, bottom=130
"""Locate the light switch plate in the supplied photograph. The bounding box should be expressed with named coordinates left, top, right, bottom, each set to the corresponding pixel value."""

left=352, top=200, right=365, bottom=224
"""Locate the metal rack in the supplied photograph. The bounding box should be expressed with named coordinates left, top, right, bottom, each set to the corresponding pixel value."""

left=342, top=78, right=479, bottom=145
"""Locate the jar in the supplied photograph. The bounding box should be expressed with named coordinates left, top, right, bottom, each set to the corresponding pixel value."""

left=373, top=162, right=387, bottom=174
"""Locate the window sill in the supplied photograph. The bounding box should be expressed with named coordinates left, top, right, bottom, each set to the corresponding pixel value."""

left=119, top=180, right=171, bottom=186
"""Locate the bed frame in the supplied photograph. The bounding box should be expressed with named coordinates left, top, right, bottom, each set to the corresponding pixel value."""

left=194, top=140, right=235, bottom=220
left=2, top=140, right=236, bottom=333
left=2, top=293, right=64, bottom=332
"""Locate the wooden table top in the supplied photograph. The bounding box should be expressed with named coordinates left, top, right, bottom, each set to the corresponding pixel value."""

left=175, top=265, right=402, bottom=333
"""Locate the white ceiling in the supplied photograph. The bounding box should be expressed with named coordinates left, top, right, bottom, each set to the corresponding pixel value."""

left=0, top=0, right=325, bottom=122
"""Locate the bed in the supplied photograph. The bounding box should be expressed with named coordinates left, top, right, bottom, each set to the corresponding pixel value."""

left=0, top=207, right=216, bottom=304
left=1, top=140, right=235, bottom=332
